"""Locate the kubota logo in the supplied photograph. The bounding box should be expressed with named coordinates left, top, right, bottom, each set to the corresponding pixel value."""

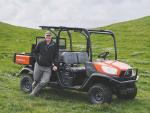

left=16, top=59, right=25, bottom=62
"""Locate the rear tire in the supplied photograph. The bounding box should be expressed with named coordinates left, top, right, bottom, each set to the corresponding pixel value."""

left=88, top=84, right=112, bottom=105
left=20, top=74, right=33, bottom=93
left=117, top=84, right=137, bottom=100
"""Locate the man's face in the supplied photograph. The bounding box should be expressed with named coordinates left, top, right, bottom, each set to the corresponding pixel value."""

left=45, top=35, right=52, bottom=42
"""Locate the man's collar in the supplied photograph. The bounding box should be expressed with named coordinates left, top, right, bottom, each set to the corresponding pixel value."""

left=47, top=40, right=54, bottom=48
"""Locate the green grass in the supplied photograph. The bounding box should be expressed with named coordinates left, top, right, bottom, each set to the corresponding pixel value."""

left=0, top=16, right=150, bottom=112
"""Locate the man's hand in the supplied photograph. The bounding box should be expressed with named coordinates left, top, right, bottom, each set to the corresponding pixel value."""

left=52, top=66, right=57, bottom=71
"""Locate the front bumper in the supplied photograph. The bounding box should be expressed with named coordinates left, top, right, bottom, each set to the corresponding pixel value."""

left=112, top=75, right=139, bottom=84
left=111, top=68, right=139, bottom=84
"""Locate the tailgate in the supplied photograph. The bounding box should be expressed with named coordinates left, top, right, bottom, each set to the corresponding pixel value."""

left=14, top=53, right=35, bottom=65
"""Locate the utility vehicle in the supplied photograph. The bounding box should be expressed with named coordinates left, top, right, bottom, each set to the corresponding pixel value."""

left=14, top=26, right=139, bottom=105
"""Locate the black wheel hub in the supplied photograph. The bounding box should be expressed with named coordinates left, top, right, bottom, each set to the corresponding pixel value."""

left=25, top=80, right=30, bottom=89
left=23, top=79, right=31, bottom=90
left=94, top=91, right=103, bottom=101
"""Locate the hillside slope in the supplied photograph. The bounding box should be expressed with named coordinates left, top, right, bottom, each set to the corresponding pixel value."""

left=98, top=16, right=150, bottom=60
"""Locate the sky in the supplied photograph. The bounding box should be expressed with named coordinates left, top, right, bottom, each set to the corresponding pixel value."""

left=0, top=0, right=150, bottom=29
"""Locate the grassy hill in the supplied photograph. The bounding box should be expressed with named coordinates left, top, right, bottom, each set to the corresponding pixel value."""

left=0, top=16, right=150, bottom=112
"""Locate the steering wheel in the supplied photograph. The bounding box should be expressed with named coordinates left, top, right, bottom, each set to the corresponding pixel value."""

left=98, top=52, right=109, bottom=60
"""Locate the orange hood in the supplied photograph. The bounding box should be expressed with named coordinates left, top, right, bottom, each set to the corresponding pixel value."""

left=93, top=61, right=131, bottom=76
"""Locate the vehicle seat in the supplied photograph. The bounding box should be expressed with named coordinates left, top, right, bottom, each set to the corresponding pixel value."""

left=61, top=52, right=86, bottom=73
left=76, top=52, right=89, bottom=64
left=59, top=49, right=68, bottom=61
left=76, top=52, right=89, bottom=72
left=59, top=49, right=68, bottom=57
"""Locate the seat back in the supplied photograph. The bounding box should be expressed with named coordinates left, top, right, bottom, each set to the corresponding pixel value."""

left=59, top=49, right=68, bottom=61
left=61, top=52, right=78, bottom=64
left=59, top=49, right=68, bottom=57
left=76, top=52, right=89, bottom=64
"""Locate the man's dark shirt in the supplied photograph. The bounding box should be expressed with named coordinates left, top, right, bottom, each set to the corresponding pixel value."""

left=33, top=39, right=58, bottom=67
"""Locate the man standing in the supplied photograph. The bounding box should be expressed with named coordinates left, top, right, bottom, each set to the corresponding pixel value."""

left=30, top=31, right=58, bottom=97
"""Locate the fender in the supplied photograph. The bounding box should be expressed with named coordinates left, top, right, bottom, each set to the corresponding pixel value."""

left=80, top=72, right=139, bottom=90
left=80, top=72, right=113, bottom=90
left=19, top=66, right=34, bottom=74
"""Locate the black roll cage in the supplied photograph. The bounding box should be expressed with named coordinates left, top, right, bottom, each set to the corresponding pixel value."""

left=39, top=26, right=117, bottom=61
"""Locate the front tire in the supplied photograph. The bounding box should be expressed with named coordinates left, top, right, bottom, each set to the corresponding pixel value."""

left=88, top=84, right=112, bottom=105
left=20, top=74, right=33, bottom=93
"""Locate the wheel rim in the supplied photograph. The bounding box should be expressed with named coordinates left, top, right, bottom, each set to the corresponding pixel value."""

left=23, top=78, right=31, bottom=90
left=25, top=80, right=30, bottom=89
left=94, top=90, right=103, bottom=101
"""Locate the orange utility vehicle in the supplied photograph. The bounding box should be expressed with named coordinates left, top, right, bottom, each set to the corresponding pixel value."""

left=14, top=26, right=139, bottom=105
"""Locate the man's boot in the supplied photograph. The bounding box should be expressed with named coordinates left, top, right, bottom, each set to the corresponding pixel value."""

left=30, top=84, right=42, bottom=97
left=32, top=81, right=37, bottom=91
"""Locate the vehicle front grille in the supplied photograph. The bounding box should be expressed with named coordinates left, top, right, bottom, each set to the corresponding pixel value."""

left=119, top=70, right=132, bottom=77
left=119, top=71, right=125, bottom=77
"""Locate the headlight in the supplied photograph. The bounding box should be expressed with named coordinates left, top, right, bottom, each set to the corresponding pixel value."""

left=101, top=66, right=118, bottom=75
